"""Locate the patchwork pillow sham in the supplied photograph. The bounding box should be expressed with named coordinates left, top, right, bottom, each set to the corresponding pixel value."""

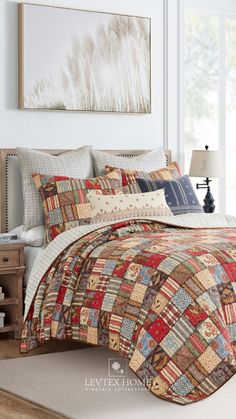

left=137, top=175, right=204, bottom=215
left=88, top=189, right=173, bottom=223
left=32, top=170, right=123, bottom=243
left=17, top=146, right=94, bottom=231
left=105, top=162, right=182, bottom=194
left=92, top=148, right=166, bottom=176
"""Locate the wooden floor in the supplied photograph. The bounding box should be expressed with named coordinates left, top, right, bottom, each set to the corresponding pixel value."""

left=0, top=390, right=68, bottom=419
left=0, top=333, right=88, bottom=360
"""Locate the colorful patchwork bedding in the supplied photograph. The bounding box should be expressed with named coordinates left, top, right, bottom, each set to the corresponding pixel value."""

left=21, top=217, right=236, bottom=404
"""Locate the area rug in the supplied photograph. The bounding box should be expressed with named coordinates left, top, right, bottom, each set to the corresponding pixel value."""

left=0, top=347, right=235, bottom=419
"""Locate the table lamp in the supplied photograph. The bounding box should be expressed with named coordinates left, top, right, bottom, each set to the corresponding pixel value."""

left=189, top=145, right=222, bottom=213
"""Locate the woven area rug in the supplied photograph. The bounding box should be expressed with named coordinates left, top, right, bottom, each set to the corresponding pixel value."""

left=0, top=347, right=235, bottom=419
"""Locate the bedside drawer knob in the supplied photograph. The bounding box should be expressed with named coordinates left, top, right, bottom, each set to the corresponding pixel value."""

left=3, top=257, right=9, bottom=262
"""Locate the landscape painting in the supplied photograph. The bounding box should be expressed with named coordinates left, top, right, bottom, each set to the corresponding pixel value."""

left=19, top=4, right=151, bottom=113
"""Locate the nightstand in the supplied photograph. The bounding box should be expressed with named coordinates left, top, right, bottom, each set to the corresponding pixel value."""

left=0, top=242, right=25, bottom=339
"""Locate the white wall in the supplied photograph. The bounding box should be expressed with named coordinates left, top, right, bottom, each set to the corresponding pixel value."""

left=0, top=0, right=164, bottom=149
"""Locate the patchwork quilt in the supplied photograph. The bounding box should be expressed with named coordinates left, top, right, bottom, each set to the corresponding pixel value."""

left=21, top=219, right=236, bottom=404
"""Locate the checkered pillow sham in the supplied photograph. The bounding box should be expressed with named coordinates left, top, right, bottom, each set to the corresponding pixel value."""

left=105, top=162, right=182, bottom=194
left=92, top=148, right=166, bottom=176
left=17, top=146, right=94, bottom=230
left=32, top=170, right=123, bottom=243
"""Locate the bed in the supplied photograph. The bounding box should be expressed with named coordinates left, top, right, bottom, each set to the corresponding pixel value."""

left=0, top=147, right=235, bottom=405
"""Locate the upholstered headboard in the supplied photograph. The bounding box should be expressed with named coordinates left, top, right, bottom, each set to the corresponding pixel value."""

left=0, top=149, right=172, bottom=233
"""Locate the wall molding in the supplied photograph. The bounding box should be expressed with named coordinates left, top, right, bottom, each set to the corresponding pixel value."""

left=163, top=0, right=168, bottom=151
left=166, top=0, right=180, bottom=162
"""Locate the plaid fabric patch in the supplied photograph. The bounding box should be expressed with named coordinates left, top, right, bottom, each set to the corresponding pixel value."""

left=21, top=220, right=236, bottom=405
left=105, top=162, right=182, bottom=193
left=32, top=170, right=123, bottom=242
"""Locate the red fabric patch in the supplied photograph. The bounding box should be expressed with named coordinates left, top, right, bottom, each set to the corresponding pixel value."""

left=121, top=174, right=128, bottom=187
left=148, top=318, right=170, bottom=342
left=57, top=286, right=67, bottom=304
left=74, top=264, right=80, bottom=274
left=85, top=179, right=101, bottom=189
left=53, top=175, right=70, bottom=181
left=145, top=254, right=166, bottom=268
left=111, top=221, right=130, bottom=230
left=113, top=261, right=131, bottom=277
left=91, top=292, right=104, bottom=309
left=184, top=305, right=208, bottom=326
left=72, top=307, right=81, bottom=323
left=222, top=263, right=236, bottom=281
left=27, top=304, right=34, bottom=321
left=50, top=225, right=60, bottom=240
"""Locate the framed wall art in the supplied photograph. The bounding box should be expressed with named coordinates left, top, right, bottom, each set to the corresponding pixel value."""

left=19, top=3, right=151, bottom=113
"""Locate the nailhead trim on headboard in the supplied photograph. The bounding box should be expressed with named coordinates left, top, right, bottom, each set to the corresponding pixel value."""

left=5, top=153, right=14, bottom=232
left=0, top=149, right=171, bottom=233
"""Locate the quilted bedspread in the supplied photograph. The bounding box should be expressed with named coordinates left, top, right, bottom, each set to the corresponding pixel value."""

left=20, top=219, right=236, bottom=404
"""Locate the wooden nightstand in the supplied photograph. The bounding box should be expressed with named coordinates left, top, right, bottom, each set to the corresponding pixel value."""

left=0, top=242, right=25, bottom=339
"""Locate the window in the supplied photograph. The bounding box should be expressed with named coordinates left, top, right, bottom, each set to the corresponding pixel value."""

left=172, top=0, right=236, bottom=215
left=225, top=18, right=236, bottom=215
left=184, top=8, right=220, bottom=210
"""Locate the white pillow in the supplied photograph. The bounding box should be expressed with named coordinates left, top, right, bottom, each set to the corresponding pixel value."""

left=92, top=148, right=166, bottom=176
left=10, top=225, right=45, bottom=247
left=17, top=146, right=93, bottom=231
left=88, top=189, right=172, bottom=223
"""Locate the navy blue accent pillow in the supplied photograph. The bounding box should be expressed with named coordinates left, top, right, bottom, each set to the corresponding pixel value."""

left=136, top=175, right=203, bottom=215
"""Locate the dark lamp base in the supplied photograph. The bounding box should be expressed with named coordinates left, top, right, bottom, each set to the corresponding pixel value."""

left=196, top=177, right=216, bottom=214
left=203, top=188, right=215, bottom=213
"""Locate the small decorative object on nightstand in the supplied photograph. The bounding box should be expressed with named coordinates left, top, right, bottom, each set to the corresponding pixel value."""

left=0, top=242, right=25, bottom=339
left=0, top=285, right=5, bottom=300
left=0, top=312, right=5, bottom=328
left=189, top=145, right=222, bottom=213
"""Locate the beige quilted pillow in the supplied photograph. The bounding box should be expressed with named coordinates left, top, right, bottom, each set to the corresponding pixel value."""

left=88, top=189, right=172, bottom=223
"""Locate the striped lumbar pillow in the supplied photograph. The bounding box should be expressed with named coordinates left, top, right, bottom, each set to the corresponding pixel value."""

left=136, top=175, right=203, bottom=215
